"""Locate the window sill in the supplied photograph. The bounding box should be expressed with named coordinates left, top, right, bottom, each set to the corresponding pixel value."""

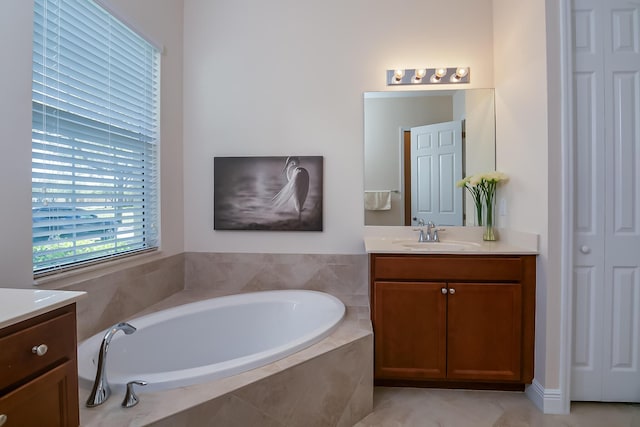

left=33, top=248, right=168, bottom=290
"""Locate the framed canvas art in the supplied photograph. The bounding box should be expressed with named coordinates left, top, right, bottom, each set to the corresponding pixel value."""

left=214, top=156, right=323, bottom=231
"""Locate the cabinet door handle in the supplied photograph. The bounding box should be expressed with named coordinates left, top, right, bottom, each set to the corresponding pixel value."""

left=0, top=414, right=7, bottom=427
left=449, top=288, right=456, bottom=295
left=441, top=288, right=447, bottom=294
left=32, top=344, right=48, bottom=356
left=580, top=245, right=591, bottom=254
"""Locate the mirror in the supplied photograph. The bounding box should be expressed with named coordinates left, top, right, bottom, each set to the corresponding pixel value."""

left=364, top=89, right=495, bottom=226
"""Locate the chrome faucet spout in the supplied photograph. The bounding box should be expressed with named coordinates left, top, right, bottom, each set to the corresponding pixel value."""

left=86, top=322, right=136, bottom=407
left=417, top=220, right=440, bottom=242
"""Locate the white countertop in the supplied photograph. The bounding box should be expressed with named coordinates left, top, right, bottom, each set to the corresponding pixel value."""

left=0, top=288, right=87, bottom=329
left=364, top=226, right=539, bottom=255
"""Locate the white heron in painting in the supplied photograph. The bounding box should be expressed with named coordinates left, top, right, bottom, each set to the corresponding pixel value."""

left=272, top=156, right=309, bottom=222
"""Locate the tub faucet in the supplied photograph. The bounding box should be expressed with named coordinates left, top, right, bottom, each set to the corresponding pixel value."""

left=86, top=322, right=136, bottom=407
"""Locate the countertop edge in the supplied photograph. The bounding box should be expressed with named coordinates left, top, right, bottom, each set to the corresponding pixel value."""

left=0, top=289, right=87, bottom=329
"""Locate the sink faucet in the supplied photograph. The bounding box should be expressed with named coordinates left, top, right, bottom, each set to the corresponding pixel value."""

left=86, top=322, right=136, bottom=407
left=418, top=220, right=440, bottom=242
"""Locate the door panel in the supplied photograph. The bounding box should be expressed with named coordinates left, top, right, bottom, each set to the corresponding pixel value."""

left=373, top=281, right=447, bottom=380
left=572, top=0, right=640, bottom=402
left=446, top=282, right=522, bottom=381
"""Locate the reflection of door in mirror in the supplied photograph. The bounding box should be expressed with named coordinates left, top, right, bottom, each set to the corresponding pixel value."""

left=403, top=122, right=463, bottom=226
left=410, top=121, right=463, bottom=227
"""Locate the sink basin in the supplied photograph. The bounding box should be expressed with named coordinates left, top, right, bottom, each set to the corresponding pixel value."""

left=392, top=239, right=482, bottom=252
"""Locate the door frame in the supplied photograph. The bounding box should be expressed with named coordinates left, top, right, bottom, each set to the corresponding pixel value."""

left=403, top=129, right=412, bottom=226
left=558, top=0, right=575, bottom=415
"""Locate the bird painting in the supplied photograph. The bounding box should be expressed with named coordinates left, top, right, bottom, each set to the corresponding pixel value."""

left=272, top=156, right=310, bottom=222
left=214, top=156, right=322, bottom=231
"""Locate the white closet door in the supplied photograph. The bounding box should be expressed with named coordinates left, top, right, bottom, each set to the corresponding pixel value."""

left=571, top=0, right=640, bottom=402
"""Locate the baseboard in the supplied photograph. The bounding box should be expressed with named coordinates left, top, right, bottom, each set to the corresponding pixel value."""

left=525, top=379, right=568, bottom=414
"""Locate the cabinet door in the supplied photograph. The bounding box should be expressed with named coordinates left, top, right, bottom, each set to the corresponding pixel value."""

left=374, top=281, right=447, bottom=380
left=446, top=282, right=522, bottom=381
left=0, top=360, right=79, bottom=427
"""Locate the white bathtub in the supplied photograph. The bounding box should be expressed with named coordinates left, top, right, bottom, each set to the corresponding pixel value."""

left=77, top=290, right=345, bottom=392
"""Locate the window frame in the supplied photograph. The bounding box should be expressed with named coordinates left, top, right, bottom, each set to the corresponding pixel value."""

left=31, top=0, right=161, bottom=278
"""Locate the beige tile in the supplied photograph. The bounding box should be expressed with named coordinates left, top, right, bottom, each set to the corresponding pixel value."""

left=70, top=254, right=184, bottom=340
left=184, top=252, right=368, bottom=299
left=355, top=388, right=640, bottom=427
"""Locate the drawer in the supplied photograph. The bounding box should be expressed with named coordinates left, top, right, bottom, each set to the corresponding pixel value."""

left=372, top=254, right=524, bottom=282
left=0, top=310, right=76, bottom=391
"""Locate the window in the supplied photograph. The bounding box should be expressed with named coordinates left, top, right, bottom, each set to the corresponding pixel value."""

left=32, top=0, right=160, bottom=277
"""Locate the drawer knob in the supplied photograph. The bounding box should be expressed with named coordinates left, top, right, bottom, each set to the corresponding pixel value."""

left=0, top=414, right=7, bottom=426
left=441, top=288, right=447, bottom=294
left=449, top=288, right=456, bottom=295
left=32, top=344, right=48, bottom=356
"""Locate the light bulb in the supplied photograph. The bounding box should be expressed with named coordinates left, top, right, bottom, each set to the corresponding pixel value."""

left=393, top=69, right=405, bottom=82
left=435, top=68, right=447, bottom=78
left=415, top=69, right=427, bottom=79
left=455, top=67, right=468, bottom=78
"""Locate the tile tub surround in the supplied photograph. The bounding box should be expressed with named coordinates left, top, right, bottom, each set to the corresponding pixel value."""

left=49, top=253, right=185, bottom=340
left=78, top=288, right=373, bottom=426
left=39, top=252, right=366, bottom=340
left=184, top=252, right=370, bottom=307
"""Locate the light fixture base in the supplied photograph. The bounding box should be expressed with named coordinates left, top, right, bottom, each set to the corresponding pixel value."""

left=386, top=67, right=470, bottom=85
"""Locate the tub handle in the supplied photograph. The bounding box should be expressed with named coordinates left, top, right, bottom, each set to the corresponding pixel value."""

left=122, top=380, right=148, bottom=408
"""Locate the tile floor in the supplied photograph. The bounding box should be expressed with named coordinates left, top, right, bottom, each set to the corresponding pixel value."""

left=354, top=387, right=640, bottom=427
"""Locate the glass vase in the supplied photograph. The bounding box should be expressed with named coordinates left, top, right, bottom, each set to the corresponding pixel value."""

left=474, top=199, right=483, bottom=227
left=483, top=195, right=497, bottom=241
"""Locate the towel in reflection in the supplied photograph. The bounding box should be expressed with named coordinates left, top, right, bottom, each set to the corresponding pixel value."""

left=364, top=191, right=392, bottom=210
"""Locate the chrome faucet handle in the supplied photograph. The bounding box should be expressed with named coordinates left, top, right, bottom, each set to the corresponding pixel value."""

left=432, top=229, right=440, bottom=242
left=418, top=229, right=427, bottom=242
left=122, top=380, right=147, bottom=408
left=417, top=218, right=425, bottom=227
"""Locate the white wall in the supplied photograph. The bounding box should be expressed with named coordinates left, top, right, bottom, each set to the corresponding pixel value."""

left=183, top=0, right=495, bottom=254
left=0, top=1, right=34, bottom=287
left=493, top=0, right=558, bottom=397
left=0, top=0, right=184, bottom=289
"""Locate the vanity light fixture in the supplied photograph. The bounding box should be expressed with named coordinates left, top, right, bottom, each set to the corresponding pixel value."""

left=386, top=67, right=470, bottom=85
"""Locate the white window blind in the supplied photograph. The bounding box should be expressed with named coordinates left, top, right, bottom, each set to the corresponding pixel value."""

left=32, top=0, right=160, bottom=276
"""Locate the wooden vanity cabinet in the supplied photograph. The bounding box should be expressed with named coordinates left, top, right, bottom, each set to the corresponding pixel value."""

left=370, top=254, right=536, bottom=389
left=0, top=304, right=80, bottom=427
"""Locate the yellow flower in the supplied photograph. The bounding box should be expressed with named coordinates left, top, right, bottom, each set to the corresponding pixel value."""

left=482, top=171, right=508, bottom=183
left=456, top=177, right=470, bottom=188
left=469, top=174, right=483, bottom=186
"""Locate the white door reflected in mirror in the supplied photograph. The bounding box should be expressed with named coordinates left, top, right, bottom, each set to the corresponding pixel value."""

left=411, top=121, right=463, bottom=226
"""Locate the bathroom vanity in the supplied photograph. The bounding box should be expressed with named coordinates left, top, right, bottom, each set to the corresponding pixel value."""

left=365, top=228, right=537, bottom=390
left=0, top=289, right=85, bottom=426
